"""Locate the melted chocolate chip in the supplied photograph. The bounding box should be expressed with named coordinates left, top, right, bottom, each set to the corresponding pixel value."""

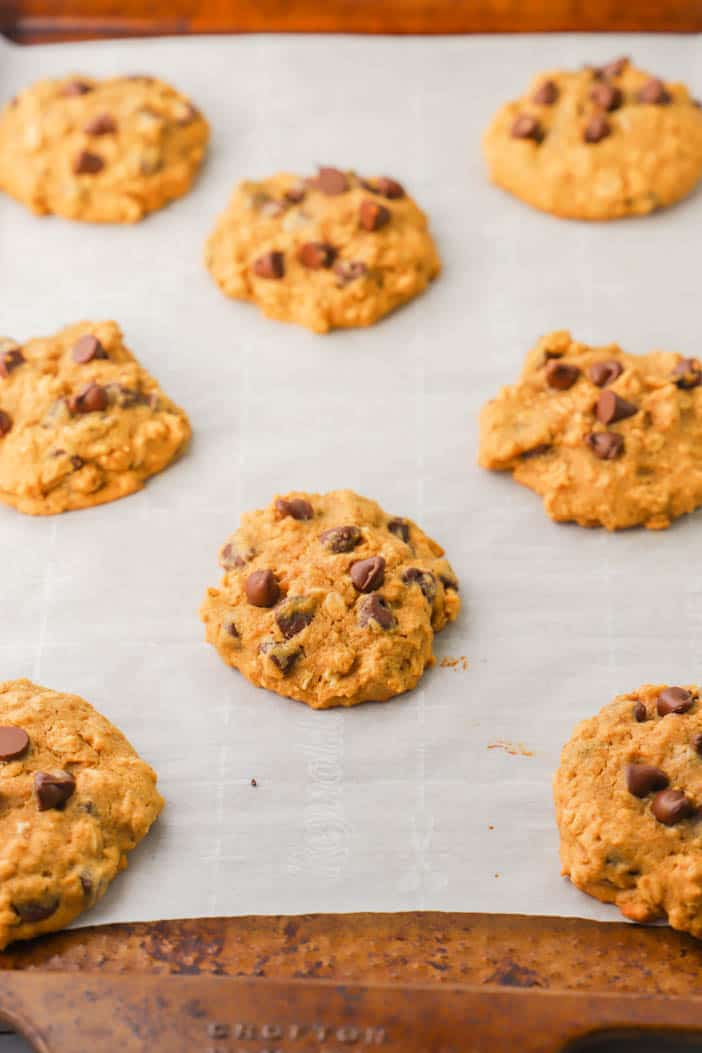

left=252, top=252, right=285, bottom=280
left=511, top=114, right=543, bottom=141
left=297, top=242, right=337, bottom=269
left=334, top=260, right=367, bottom=286
left=583, top=114, right=611, bottom=143
left=638, top=78, right=671, bottom=105
left=657, top=686, right=694, bottom=716
left=595, top=390, right=638, bottom=425
left=673, top=358, right=702, bottom=390
left=588, top=360, right=623, bottom=387
left=35, top=771, right=76, bottom=811
left=67, top=382, right=108, bottom=415
left=275, top=598, right=315, bottom=639
left=358, top=593, right=396, bottom=630
left=545, top=360, right=581, bottom=390
left=651, top=788, right=695, bottom=826
left=71, top=334, right=108, bottom=363
left=0, top=726, right=29, bottom=761
left=0, top=410, right=12, bottom=437
left=359, top=199, right=390, bottom=232
left=308, top=167, right=349, bottom=195
left=633, top=701, right=647, bottom=722
left=12, top=898, right=59, bottom=923
left=259, top=641, right=300, bottom=674
left=585, top=431, right=624, bottom=460
left=319, top=525, right=361, bottom=553
left=350, top=556, right=385, bottom=593
left=590, top=81, right=623, bottom=111
left=246, top=570, right=280, bottom=608
left=220, top=543, right=253, bottom=569
left=402, top=568, right=437, bottom=603
left=532, top=80, right=559, bottom=105
left=83, top=113, right=117, bottom=135
left=275, top=497, right=314, bottom=521
left=0, top=347, right=25, bottom=378
left=387, top=518, right=410, bottom=543
left=626, top=763, right=669, bottom=798
left=73, top=150, right=104, bottom=175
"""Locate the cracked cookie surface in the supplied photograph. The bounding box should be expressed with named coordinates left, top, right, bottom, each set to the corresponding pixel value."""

left=200, top=490, right=460, bottom=709
left=0, top=678, right=162, bottom=950
left=0, top=320, right=191, bottom=515
left=0, top=74, right=208, bottom=222
left=204, top=167, right=441, bottom=332
left=555, top=684, right=702, bottom=939
left=483, top=56, right=702, bottom=219
left=478, top=330, right=702, bottom=530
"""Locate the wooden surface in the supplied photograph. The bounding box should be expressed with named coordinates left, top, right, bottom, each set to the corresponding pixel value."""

left=3, top=0, right=702, bottom=43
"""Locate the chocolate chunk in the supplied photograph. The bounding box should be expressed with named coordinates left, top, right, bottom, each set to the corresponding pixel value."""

left=375, top=176, right=405, bottom=199
left=71, top=334, right=108, bottom=363
left=585, top=431, right=624, bottom=460
left=297, top=242, right=337, bottom=269
left=402, top=568, right=437, bottom=603
left=693, top=733, right=702, bottom=756
left=651, top=788, right=695, bottom=826
left=511, top=114, right=542, bottom=141
left=358, top=593, right=396, bottom=630
left=532, top=80, right=559, bottom=105
left=73, top=150, right=105, bottom=175
left=583, top=114, right=611, bottom=143
left=545, top=360, right=581, bottom=391
left=35, top=771, right=76, bottom=811
left=350, top=556, right=385, bottom=593
left=588, top=360, right=623, bottom=387
left=83, top=113, right=117, bottom=135
left=308, top=166, right=349, bottom=195
left=245, top=569, right=280, bottom=608
left=657, top=686, right=694, bottom=716
left=67, top=382, right=108, bottom=415
left=334, top=260, right=367, bottom=286
left=673, top=358, right=702, bottom=390
left=259, top=640, right=300, bottom=674
left=319, top=525, right=362, bottom=553
left=0, top=726, right=29, bottom=761
left=62, top=80, right=92, bottom=96
left=600, top=56, right=629, bottom=78
left=275, top=497, right=314, bottom=521
left=0, top=410, right=12, bottom=437
left=633, top=701, right=647, bottom=722
left=359, top=199, right=391, bottom=232
left=0, top=347, right=25, bottom=377
left=387, top=518, right=410, bottom=543
left=275, top=597, right=315, bottom=638
left=626, top=763, right=669, bottom=798
left=639, top=78, right=671, bottom=105
left=595, top=390, right=638, bottom=424
left=590, top=81, right=623, bottom=111
left=252, top=251, right=285, bottom=280
left=12, top=898, right=59, bottom=923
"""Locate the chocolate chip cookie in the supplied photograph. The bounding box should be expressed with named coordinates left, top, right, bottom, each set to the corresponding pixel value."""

left=200, top=490, right=460, bottom=708
left=554, top=684, right=702, bottom=938
left=0, top=320, right=191, bottom=515
left=483, top=56, right=702, bottom=219
left=0, top=678, right=162, bottom=950
left=478, top=330, right=702, bottom=530
left=204, top=167, right=441, bottom=332
left=0, top=74, right=208, bottom=222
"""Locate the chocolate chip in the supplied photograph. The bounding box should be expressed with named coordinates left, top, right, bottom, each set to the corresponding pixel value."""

left=633, top=701, right=647, bottom=722
left=402, top=568, right=437, bottom=603
left=359, top=199, right=390, bottom=232
left=358, top=593, right=396, bottom=630
left=545, top=360, right=581, bottom=391
left=246, top=569, right=280, bottom=608
left=70, top=456, right=84, bottom=470
left=0, top=726, right=29, bottom=761
left=600, top=56, right=629, bottom=78
left=588, top=360, right=623, bottom=387
left=62, top=80, right=92, bottom=96
left=275, top=497, right=314, bottom=521
left=590, top=81, right=623, bottom=111
left=673, top=358, right=702, bottom=390
left=532, top=80, right=559, bottom=105
left=73, top=150, right=105, bottom=175
left=220, top=543, right=253, bottom=569
left=0, top=347, right=24, bottom=378
left=67, top=382, right=108, bottom=415
left=80, top=875, right=93, bottom=899
left=275, top=597, right=315, bottom=638
left=583, top=114, right=611, bottom=143
left=71, top=334, right=108, bottom=363
left=585, top=431, right=624, bottom=460
left=651, top=788, right=695, bottom=826
left=308, top=166, right=349, bottom=195
left=284, top=185, right=306, bottom=204
left=259, top=640, right=300, bottom=674
left=693, top=733, right=702, bottom=756
left=0, top=410, right=12, bottom=437
left=226, top=622, right=239, bottom=638
left=297, top=242, right=337, bottom=269
left=319, top=525, right=362, bottom=553
left=375, top=176, right=405, bottom=199
left=83, top=113, right=117, bottom=135
left=12, top=898, right=59, bottom=923
left=438, top=567, right=459, bottom=591
left=626, top=763, right=669, bottom=798
left=595, top=390, right=638, bottom=424
left=657, top=686, right=694, bottom=716
left=35, top=771, right=76, bottom=811
left=511, top=114, right=542, bottom=141
left=387, top=518, right=410, bottom=543
left=639, top=78, right=671, bottom=105
left=252, top=251, right=284, bottom=280
left=108, top=385, right=154, bottom=409
left=350, top=556, right=385, bottom=593
left=334, top=260, right=367, bottom=286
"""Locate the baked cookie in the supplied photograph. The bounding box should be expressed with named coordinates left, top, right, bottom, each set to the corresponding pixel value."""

left=0, top=320, right=191, bottom=515
left=0, top=74, right=208, bottom=222
left=200, top=490, right=460, bottom=708
left=483, top=56, right=702, bottom=219
left=555, top=684, right=702, bottom=939
left=0, top=678, right=162, bottom=950
left=204, top=167, right=440, bottom=332
left=478, top=330, right=702, bottom=530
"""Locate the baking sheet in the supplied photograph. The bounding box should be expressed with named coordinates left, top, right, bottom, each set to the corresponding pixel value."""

left=1, top=30, right=701, bottom=930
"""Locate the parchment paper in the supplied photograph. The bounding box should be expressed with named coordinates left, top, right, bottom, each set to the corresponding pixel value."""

left=1, top=31, right=701, bottom=930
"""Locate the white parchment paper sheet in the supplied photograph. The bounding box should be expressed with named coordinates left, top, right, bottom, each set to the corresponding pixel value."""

left=1, top=32, right=701, bottom=930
